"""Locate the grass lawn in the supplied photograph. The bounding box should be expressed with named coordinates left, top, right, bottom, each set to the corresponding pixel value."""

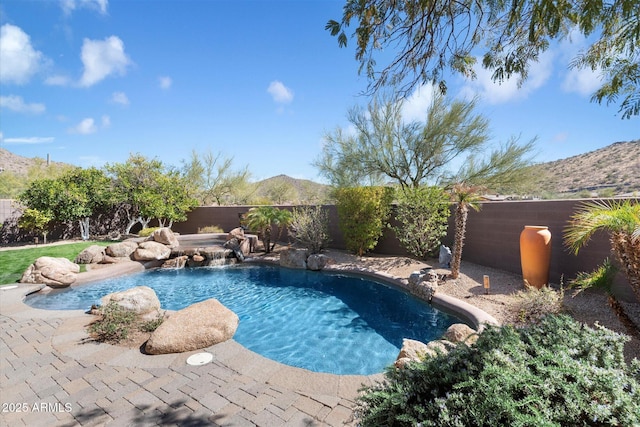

left=0, top=241, right=111, bottom=285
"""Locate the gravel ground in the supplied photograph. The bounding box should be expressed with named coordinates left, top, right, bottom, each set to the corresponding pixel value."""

left=316, top=248, right=640, bottom=363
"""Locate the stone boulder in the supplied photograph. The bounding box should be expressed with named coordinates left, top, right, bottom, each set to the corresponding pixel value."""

left=279, top=248, right=308, bottom=269
left=106, top=241, right=139, bottom=258
left=150, top=227, right=180, bottom=248
left=101, top=286, right=161, bottom=320
left=444, top=323, right=478, bottom=345
left=223, top=238, right=245, bottom=261
left=145, top=299, right=239, bottom=354
left=20, top=257, right=80, bottom=288
left=227, top=227, right=245, bottom=242
left=133, top=241, right=172, bottom=261
left=162, top=255, right=188, bottom=269
left=306, top=254, right=332, bottom=271
left=395, top=338, right=430, bottom=367
left=74, top=245, right=106, bottom=264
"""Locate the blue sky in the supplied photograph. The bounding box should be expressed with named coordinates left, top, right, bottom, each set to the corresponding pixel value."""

left=0, top=0, right=637, bottom=183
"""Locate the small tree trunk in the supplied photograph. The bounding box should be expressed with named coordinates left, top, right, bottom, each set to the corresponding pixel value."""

left=450, top=203, right=468, bottom=279
left=79, top=217, right=90, bottom=241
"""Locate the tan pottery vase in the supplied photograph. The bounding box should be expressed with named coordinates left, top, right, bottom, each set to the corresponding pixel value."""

left=519, top=225, right=552, bottom=289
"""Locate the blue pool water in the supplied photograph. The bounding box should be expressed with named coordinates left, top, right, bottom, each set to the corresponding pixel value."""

left=25, top=265, right=461, bottom=375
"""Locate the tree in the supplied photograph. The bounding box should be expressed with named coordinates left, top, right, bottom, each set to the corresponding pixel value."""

left=328, top=0, right=640, bottom=118
left=448, top=183, right=483, bottom=279
left=18, top=208, right=53, bottom=244
left=17, top=167, right=113, bottom=240
left=107, top=154, right=197, bottom=234
left=316, top=94, right=495, bottom=189
left=564, top=199, right=640, bottom=302
left=392, top=186, right=450, bottom=259
left=242, top=206, right=292, bottom=253
left=182, top=149, right=251, bottom=205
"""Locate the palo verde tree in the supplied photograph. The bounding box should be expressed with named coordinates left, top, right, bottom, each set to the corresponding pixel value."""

left=181, top=149, right=251, bottom=205
left=327, top=0, right=640, bottom=118
left=17, top=167, right=114, bottom=240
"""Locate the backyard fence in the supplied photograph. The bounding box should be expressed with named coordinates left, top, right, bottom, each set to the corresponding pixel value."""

left=171, top=199, right=638, bottom=302
left=1, top=198, right=636, bottom=301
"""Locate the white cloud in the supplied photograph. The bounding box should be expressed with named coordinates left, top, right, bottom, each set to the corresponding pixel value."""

left=562, top=67, right=602, bottom=96
left=111, top=91, right=129, bottom=105
left=45, top=75, right=72, bottom=86
left=0, top=95, right=45, bottom=114
left=61, top=0, right=108, bottom=16
left=69, top=118, right=97, bottom=134
left=158, top=76, right=172, bottom=90
left=0, top=24, right=45, bottom=85
left=267, top=81, right=294, bottom=103
left=401, top=83, right=438, bottom=123
left=79, top=36, right=131, bottom=87
left=3, top=136, right=55, bottom=144
left=101, top=115, right=111, bottom=128
left=459, top=51, right=554, bottom=104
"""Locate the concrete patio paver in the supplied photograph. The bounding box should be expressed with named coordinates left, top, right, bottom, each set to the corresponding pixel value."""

left=0, top=284, right=378, bottom=426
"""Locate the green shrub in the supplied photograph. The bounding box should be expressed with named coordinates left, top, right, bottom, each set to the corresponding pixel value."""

left=357, top=315, right=640, bottom=427
left=198, top=225, right=224, bottom=233
left=335, top=186, right=393, bottom=256
left=88, top=302, right=137, bottom=343
left=138, top=227, right=159, bottom=237
left=289, top=205, right=331, bottom=254
left=391, top=186, right=450, bottom=259
left=140, top=317, right=164, bottom=332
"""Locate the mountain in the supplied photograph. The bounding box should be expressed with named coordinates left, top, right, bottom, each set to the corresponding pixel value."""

left=528, top=140, right=640, bottom=197
left=2, top=141, right=638, bottom=200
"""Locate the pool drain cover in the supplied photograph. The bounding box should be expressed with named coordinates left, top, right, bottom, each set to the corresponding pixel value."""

left=186, top=352, right=214, bottom=366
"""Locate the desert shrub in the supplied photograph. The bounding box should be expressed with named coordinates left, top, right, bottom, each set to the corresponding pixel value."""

left=512, top=285, right=564, bottom=326
left=89, top=301, right=137, bottom=343
left=289, top=205, right=330, bottom=254
left=138, top=227, right=159, bottom=237
left=198, top=225, right=224, bottom=233
left=357, top=315, right=640, bottom=427
left=140, top=317, right=164, bottom=332
left=391, top=186, right=450, bottom=259
left=335, top=186, right=393, bottom=256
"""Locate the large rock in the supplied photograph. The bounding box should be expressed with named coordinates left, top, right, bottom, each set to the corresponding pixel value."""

left=150, top=228, right=180, bottom=248
left=279, top=248, right=307, bottom=269
left=20, top=257, right=80, bottom=288
left=145, top=299, right=239, bottom=354
left=227, top=227, right=245, bottom=242
left=444, top=323, right=478, bottom=345
left=106, top=241, right=139, bottom=258
left=101, top=286, right=161, bottom=319
left=306, top=254, right=332, bottom=271
left=133, top=241, right=172, bottom=261
left=74, top=245, right=106, bottom=264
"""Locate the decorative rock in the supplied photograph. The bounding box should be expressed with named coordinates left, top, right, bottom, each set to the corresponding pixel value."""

left=395, top=338, right=429, bottom=368
left=306, top=254, right=332, bottom=271
left=444, top=323, right=478, bottom=345
left=150, top=227, right=180, bottom=248
left=132, top=241, right=172, bottom=261
left=279, top=248, right=308, bottom=269
left=439, top=245, right=452, bottom=267
left=162, top=255, right=188, bottom=269
left=145, top=299, right=239, bottom=354
left=192, top=254, right=205, bottom=263
left=101, top=286, right=161, bottom=319
left=106, top=241, right=139, bottom=258
left=227, top=227, right=245, bottom=242
left=74, top=245, right=106, bottom=264
left=20, top=256, right=79, bottom=288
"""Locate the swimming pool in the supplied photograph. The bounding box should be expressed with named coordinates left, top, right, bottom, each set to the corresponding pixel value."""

left=25, top=265, right=462, bottom=375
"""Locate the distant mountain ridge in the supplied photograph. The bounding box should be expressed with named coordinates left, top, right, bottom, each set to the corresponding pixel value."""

left=529, top=140, right=640, bottom=197
left=2, top=141, right=639, bottom=199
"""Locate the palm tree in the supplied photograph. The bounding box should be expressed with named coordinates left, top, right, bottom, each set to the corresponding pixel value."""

left=243, top=206, right=292, bottom=253
left=564, top=199, right=640, bottom=302
left=449, top=183, right=483, bottom=279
